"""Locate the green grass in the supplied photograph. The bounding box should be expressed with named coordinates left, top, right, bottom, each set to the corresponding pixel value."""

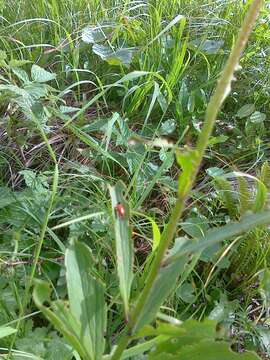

left=0, top=0, right=269, bottom=359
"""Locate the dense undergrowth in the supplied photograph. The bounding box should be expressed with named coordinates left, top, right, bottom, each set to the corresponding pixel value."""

left=0, top=0, right=270, bottom=359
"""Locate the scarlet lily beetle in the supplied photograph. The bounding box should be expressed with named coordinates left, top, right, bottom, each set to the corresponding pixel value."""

left=115, top=203, right=125, bottom=219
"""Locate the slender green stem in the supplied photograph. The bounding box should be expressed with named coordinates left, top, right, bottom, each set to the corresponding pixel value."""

left=8, top=117, right=59, bottom=357
left=111, top=1, right=263, bottom=359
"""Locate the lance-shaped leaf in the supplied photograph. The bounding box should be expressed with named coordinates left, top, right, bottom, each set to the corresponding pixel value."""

left=65, top=241, right=106, bottom=360
left=132, top=239, right=190, bottom=333
left=109, top=181, right=133, bottom=319
left=133, top=210, right=270, bottom=333
left=168, top=210, right=270, bottom=263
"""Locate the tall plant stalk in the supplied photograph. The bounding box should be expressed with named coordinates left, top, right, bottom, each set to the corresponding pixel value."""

left=111, top=0, right=264, bottom=358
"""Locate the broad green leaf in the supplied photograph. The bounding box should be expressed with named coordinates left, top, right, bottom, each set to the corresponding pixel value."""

left=12, top=67, right=30, bottom=83
left=82, top=26, right=110, bottom=43
left=132, top=240, right=189, bottom=333
left=149, top=320, right=259, bottom=359
left=33, top=280, right=89, bottom=359
left=0, top=84, right=30, bottom=98
left=207, top=170, right=237, bottom=217
left=92, top=44, right=134, bottom=66
left=177, top=340, right=260, bottom=359
left=191, top=39, right=224, bottom=54
left=250, top=111, right=266, bottom=123
left=19, top=169, right=48, bottom=192
left=109, top=181, right=133, bottom=318
left=206, top=167, right=225, bottom=177
left=209, top=294, right=238, bottom=322
left=149, top=320, right=216, bottom=357
left=176, top=282, right=196, bottom=303
left=65, top=241, right=106, bottom=360
left=236, top=104, right=255, bottom=118
left=181, top=216, right=209, bottom=238
left=31, top=64, right=56, bottom=83
left=0, top=326, right=17, bottom=339
left=24, top=83, right=48, bottom=98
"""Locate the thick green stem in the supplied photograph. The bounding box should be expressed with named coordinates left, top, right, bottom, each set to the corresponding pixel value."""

left=111, top=1, right=263, bottom=359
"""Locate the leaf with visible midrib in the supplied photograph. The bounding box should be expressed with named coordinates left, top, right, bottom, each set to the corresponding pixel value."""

left=109, top=181, right=133, bottom=319
left=65, top=241, right=106, bottom=360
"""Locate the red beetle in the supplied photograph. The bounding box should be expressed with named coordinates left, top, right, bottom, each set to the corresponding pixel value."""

left=115, top=203, right=125, bottom=219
